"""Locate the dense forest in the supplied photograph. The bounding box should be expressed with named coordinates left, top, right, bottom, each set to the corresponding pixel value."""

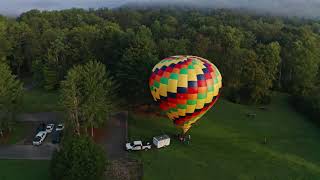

left=0, top=7, right=320, bottom=122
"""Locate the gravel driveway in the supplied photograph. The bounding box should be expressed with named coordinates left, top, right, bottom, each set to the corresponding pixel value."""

left=104, top=111, right=128, bottom=159
left=0, top=144, right=57, bottom=160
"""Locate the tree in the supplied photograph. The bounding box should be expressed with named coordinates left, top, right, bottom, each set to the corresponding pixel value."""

left=51, top=136, right=107, bottom=180
left=61, top=61, right=117, bottom=136
left=6, top=21, right=37, bottom=76
left=0, top=62, right=23, bottom=136
left=65, top=25, right=99, bottom=66
left=43, top=30, right=68, bottom=90
left=158, top=38, right=189, bottom=59
left=281, top=28, right=320, bottom=95
left=60, top=65, right=82, bottom=136
left=117, top=26, right=158, bottom=105
left=94, top=22, right=126, bottom=71
left=0, top=17, right=10, bottom=62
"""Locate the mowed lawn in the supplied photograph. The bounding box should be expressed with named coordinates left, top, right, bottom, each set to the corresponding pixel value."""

left=128, top=93, right=320, bottom=180
left=21, top=89, right=62, bottom=113
left=0, top=160, right=50, bottom=180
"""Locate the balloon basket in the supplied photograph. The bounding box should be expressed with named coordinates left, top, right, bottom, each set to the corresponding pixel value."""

left=175, top=134, right=191, bottom=144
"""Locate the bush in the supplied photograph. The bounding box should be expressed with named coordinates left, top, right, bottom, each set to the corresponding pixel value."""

left=50, top=136, right=107, bottom=180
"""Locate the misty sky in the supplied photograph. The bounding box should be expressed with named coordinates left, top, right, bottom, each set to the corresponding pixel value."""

left=1, top=0, right=320, bottom=18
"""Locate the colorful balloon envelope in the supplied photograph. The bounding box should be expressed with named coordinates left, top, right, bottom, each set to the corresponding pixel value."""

left=149, top=55, right=222, bottom=134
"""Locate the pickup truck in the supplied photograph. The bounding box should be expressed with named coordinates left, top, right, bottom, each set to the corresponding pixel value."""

left=125, top=140, right=151, bottom=151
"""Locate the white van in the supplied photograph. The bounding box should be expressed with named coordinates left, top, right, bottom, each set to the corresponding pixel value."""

left=153, top=135, right=170, bottom=148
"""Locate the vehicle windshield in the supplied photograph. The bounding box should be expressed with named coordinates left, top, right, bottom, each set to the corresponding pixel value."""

left=33, top=136, right=41, bottom=142
left=57, top=125, right=63, bottom=128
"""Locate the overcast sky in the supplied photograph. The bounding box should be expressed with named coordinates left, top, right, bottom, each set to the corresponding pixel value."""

left=1, top=0, right=320, bottom=18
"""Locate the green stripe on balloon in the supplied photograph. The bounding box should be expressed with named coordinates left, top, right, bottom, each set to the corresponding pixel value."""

left=180, top=68, right=188, bottom=74
left=171, top=108, right=178, bottom=112
left=198, top=93, right=207, bottom=99
left=170, top=73, right=179, bottom=80
left=207, top=86, right=214, bottom=92
left=160, top=77, right=168, bottom=85
left=154, top=81, right=160, bottom=88
left=178, top=104, right=187, bottom=109
left=188, top=65, right=194, bottom=69
left=187, top=99, right=197, bottom=105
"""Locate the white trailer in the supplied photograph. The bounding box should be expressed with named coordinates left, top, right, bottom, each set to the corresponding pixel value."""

left=153, top=135, right=170, bottom=148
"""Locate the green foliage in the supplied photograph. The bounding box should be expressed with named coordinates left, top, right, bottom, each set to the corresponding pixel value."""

left=51, top=136, right=107, bottom=180
left=0, top=62, right=23, bottom=133
left=61, top=60, right=117, bottom=136
left=2, top=8, right=320, bottom=106
left=117, top=26, right=158, bottom=105
left=6, top=21, right=39, bottom=76
left=158, top=38, right=189, bottom=58
left=0, top=17, right=10, bottom=62
left=280, top=27, right=320, bottom=95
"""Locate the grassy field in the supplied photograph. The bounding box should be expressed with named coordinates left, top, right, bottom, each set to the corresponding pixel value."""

left=21, top=89, right=62, bottom=113
left=128, top=93, right=320, bottom=180
left=0, top=160, right=50, bottom=180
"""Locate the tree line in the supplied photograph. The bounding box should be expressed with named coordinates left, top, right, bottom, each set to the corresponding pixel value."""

left=0, top=7, right=320, bottom=121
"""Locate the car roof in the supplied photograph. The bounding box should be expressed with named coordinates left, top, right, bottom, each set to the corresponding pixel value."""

left=133, top=141, right=142, bottom=145
left=36, top=131, right=46, bottom=136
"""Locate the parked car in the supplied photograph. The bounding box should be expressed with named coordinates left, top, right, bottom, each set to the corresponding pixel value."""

left=153, top=135, right=170, bottom=148
left=33, top=131, right=47, bottom=146
left=52, top=131, right=63, bottom=144
left=46, top=124, right=55, bottom=133
left=55, top=123, right=64, bottom=131
left=126, top=141, right=151, bottom=151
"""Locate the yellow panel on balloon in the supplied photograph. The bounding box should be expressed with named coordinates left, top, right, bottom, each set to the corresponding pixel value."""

left=150, top=90, right=157, bottom=101
left=159, top=84, right=167, bottom=97
left=196, top=99, right=205, bottom=109
left=187, top=69, right=197, bottom=81
left=153, top=88, right=160, bottom=100
left=177, top=74, right=188, bottom=88
left=171, top=111, right=179, bottom=119
left=195, top=66, right=203, bottom=75
left=186, top=105, right=196, bottom=113
left=213, top=85, right=219, bottom=96
left=178, top=109, right=186, bottom=116
left=167, top=79, right=178, bottom=93
left=205, top=92, right=213, bottom=103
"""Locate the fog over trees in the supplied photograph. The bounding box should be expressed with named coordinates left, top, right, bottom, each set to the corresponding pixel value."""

left=1, top=0, right=320, bottom=18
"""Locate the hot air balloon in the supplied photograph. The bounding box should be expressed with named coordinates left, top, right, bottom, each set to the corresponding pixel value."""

left=149, top=55, right=222, bottom=135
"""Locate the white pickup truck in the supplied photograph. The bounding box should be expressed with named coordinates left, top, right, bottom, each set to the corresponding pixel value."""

left=125, top=141, right=151, bottom=151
